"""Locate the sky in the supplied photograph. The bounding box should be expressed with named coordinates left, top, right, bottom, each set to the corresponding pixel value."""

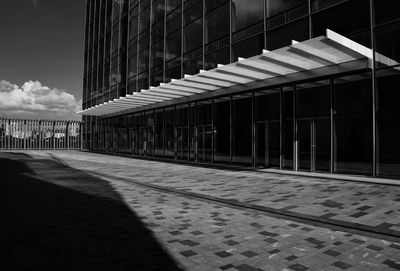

left=0, top=0, right=86, bottom=120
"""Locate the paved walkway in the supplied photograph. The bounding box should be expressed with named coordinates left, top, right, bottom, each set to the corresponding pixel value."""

left=3, top=150, right=400, bottom=270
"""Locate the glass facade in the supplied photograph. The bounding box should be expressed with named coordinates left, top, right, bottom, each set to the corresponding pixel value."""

left=83, top=0, right=400, bottom=179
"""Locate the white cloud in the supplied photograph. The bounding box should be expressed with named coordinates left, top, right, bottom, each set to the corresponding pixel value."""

left=0, top=79, right=81, bottom=120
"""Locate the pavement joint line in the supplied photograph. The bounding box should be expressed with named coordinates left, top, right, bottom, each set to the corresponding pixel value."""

left=88, top=169, right=400, bottom=244
left=47, top=153, right=400, bottom=243
left=84, top=150, right=400, bottom=187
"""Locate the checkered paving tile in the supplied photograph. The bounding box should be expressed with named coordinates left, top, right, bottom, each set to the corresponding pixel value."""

left=13, top=150, right=400, bottom=270
left=43, top=150, right=400, bottom=238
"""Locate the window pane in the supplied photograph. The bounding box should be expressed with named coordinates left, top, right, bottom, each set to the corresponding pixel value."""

left=312, top=0, right=370, bottom=46
left=205, top=3, right=230, bottom=43
left=166, top=30, right=182, bottom=61
left=232, top=94, right=252, bottom=165
left=184, top=18, right=203, bottom=53
left=254, top=88, right=280, bottom=121
left=377, top=111, right=400, bottom=178
left=374, top=0, right=400, bottom=25
left=376, top=22, right=400, bottom=64
left=164, top=107, right=175, bottom=158
left=232, top=0, right=264, bottom=32
left=154, top=109, right=164, bottom=157
left=184, top=1, right=202, bottom=24
left=296, top=80, right=330, bottom=117
left=377, top=68, right=400, bottom=178
left=266, top=18, right=309, bottom=50
left=205, top=46, right=230, bottom=70
left=334, top=73, right=372, bottom=114
left=333, top=73, right=372, bottom=175
left=183, top=57, right=202, bottom=75
left=232, top=34, right=264, bottom=61
left=266, top=0, right=307, bottom=18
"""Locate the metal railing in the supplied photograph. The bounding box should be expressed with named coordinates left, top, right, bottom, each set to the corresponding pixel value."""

left=0, top=118, right=82, bottom=150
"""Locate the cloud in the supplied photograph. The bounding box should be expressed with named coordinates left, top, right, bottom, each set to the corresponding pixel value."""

left=0, top=79, right=81, bottom=121
left=32, top=0, right=38, bottom=6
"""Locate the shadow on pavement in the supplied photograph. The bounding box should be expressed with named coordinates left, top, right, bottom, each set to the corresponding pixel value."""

left=1, top=152, right=183, bottom=271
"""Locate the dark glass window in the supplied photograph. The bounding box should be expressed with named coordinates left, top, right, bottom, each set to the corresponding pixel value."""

left=139, top=5, right=151, bottom=34
left=266, top=0, right=307, bottom=18
left=232, top=34, right=264, bottom=61
left=205, top=0, right=229, bottom=13
left=377, top=69, right=400, bottom=178
left=231, top=0, right=264, bottom=32
left=129, top=5, right=138, bottom=40
left=151, top=40, right=164, bottom=69
left=196, top=100, right=213, bottom=162
left=312, top=0, right=370, bottom=46
left=232, top=93, right=252, bottom=165
left=296, top=80, right=330, bottom=117
left=183, top=57, right=202, bottom=75
left=214, top=97, right=230, bottom=163
left=311, top=0, right=346, bottom=11
left=166, top=6, right=182, bottom=33
left=334, top=74, right=372, bottom=114
left=205, top=46, right=230, bottom=70
left=164, top=107, right=175, bottom=158
left=128, top=55, right=138, bottom=78
left=152, top=0, right=165, bottom=23
left=377, top=69, right=400, bottom=111
left=205, top=3, right=230, bottom=44
left=184, top=19, right=203, bottom=53
left=184, top=1, right=202, bottom=24
left=377, top=111, right=400, bottom=178
left=166, top=30, right=182, bottom=62
left=139, top=47, right=149, bottom=74
left=167, top=0, right=181, bottom=13
left=374, top=0, right=400, bottom=25
left=154, top=108, right=164, bottom=157
left=255, top=88, right=280, bottom=121
left=165, top=65, right=182, bottom=81
left=333, top=73, right=373, bottom=175
left=266, top=18, right=309, bottom=50
left=176, top=105, right=189, bottom=160
left=376, top=22, right=400, bottom=63
left=283, top=87, right=293, bottom=169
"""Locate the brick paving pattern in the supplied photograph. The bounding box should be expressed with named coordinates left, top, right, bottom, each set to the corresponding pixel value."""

left=3, top=150, right=400, bottom=270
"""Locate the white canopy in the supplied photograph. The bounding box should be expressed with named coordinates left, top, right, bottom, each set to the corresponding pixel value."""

left=78, top=29, right=398, bottom=116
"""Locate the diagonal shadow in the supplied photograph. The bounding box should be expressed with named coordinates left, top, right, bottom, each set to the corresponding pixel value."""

left=1, top=152, right=183, bottom=271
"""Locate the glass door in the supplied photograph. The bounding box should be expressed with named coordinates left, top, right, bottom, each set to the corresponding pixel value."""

left=298, top=118, right=313, bottom=171
left=315, top=117, right=330, bottom=172
left=297, top=117, right=331, bottom=172
left=255, top=120, right=280, bottom=168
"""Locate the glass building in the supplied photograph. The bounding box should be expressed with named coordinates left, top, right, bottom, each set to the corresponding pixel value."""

left=81, top=0, right=400, bottom=179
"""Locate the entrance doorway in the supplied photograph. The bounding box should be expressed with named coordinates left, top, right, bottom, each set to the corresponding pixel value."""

left=255, top=121, right=280, bottom=168
left=297, top=117, right=330, bottom=172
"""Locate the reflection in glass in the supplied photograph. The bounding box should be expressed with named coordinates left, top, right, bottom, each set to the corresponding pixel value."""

left=231, top=0, right=263, bottom=32
left=266, top=0, right=307, bottom=18
left=205, top=3, right=230, bottom=44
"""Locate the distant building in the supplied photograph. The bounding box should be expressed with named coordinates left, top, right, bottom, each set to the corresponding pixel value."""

left=80, top=0, right=400, bottom=179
